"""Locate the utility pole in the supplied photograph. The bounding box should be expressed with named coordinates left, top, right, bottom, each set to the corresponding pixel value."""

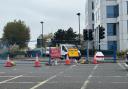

left=40, top=21, right=44, bottom=56
left=40, top=21, right=44, bottom=47
left=77, top=13, right=81, bottom=45
left=99, top=25, right=105, bottom=51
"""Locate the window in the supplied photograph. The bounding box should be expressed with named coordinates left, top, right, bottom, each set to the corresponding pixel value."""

left=92, top=24, right=94, bottom=29
left=107, top=5, right=119, bottom=18
left=108, top=41, right=117, bottom=50
left=107, top=23, right=116, bottom=36
left=92, top=1, right=94, bottom=10
left=62, top=46, right=67, bottom=52
left=92, top=13, right=94, bottom=21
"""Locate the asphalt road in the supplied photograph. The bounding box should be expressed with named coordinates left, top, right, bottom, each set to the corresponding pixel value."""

left=0, top=61, right=128, bottom=89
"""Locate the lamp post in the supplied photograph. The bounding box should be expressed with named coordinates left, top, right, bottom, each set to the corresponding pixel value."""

left=40, top=21, right=44, bottom=56
left=77, top=13, right=81, bottom=45
left=40, top=21, right=44, bottom=46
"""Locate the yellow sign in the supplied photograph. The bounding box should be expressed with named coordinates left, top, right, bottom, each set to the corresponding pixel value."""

left=68, top=48, right=79, bottom=57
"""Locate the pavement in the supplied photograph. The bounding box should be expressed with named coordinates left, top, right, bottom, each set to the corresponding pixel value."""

left=0, top=60, right=128, bottom=89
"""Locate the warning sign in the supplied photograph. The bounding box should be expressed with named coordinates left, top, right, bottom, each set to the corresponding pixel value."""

left=68, top=48, right=79, bottom=57
left=50, top=47, right=61, bottom=59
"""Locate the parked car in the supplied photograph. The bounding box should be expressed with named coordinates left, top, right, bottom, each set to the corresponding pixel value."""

left=45, top=47, right=50, bottom=56
left=124, top=52, right=128, bottom=69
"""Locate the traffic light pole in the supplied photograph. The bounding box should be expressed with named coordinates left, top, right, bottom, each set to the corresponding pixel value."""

left=98, top=25, right=100, bottom=51
left=87, top=40, right=89, bottom=63
left=99, top=36, right=100, bottom=51
left=87, top=30, right=89, bottom=63
left=98, top=25, right=105, bottom=51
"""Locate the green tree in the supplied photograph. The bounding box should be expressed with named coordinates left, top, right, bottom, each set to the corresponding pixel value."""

left=52, top=27, right=78, bottom=45
left=65, top=27, right=78, bottom=42
left=2, top=20, right=30, bottom=49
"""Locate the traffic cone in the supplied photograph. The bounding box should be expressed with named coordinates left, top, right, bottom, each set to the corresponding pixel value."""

left=4, top=55, right=13, bottom=67
left=93, top=55, right=98, bottom=64
left=65, top=54, right=71, bottom=65
left=34, top=54, right=41, bottom=67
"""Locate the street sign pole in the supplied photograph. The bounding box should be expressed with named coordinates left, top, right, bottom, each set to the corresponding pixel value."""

left=113, top=46, right=117, bottom=63
left=87, top=30, right=89, bottom=63
left=99, top=25, right=100, bottom=51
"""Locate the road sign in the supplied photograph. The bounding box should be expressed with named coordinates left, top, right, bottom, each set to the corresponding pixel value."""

left=50, top=47, right=61, bottom=59
left=68, top=48, right=79, bottom=57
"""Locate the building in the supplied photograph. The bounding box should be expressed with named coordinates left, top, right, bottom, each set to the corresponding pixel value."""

left=85, top=0, right=128, bottom=51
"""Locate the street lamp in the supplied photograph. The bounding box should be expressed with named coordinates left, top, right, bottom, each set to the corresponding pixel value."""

left=40, top=21, right=44, bottom=47
left=77, top=13, right=81, bottom=45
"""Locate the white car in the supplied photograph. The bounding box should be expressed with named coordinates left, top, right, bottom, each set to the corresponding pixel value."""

left=124, top=60, right=128, bottom=68
left=124, top=52, right=128, bottom=69
left=45, top=47, right=50, bottom=56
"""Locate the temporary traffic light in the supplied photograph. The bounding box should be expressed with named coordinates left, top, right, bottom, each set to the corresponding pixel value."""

left=99, top=26, right=105, bottom=39
left=83, top=29, right=88, bottom=41
left=89, top=30, right=93, bottom=41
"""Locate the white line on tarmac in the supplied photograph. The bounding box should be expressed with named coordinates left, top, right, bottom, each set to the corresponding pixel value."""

left=118, top=63, right=126, bottom=70
left=91, top=75, right=128, bottom=78
left=30, top=75, right=57, bottom=89
left=30, top=65, right=76, bottom=89
left=0, top=76, right=14, bottom=77
left=81, top=64, right=98, bottom=89
left=13, top=68, right=17, bottom=70
left=112, top=82, right=128, bottom=84
left=0, top=76, right=43, bottom=78
left=3, top=82, right=39, bottom=84
left=118, top=63, right=128, bottom=77
left=0, top=75, right=23, bottom=84
left=0, top=72, right=5, bottom=74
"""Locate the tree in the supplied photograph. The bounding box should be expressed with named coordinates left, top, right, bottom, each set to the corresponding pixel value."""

left=2, top=20, right=30, bottom=49
left=52, top=27, right=78, bottom=45
left=65, top=27, right=78, bottom=42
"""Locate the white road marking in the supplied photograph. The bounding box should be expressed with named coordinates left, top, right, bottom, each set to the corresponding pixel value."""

left=91, top=75, right=128, bottom=78
left=4, top=82, right=40, bottom=84
left=59, top=71, right=64, bottom=74
left=81, top=64, right=98, bottom=89
left=30, top=75, right=57, bottom=89
left=0, top=76, right=47, bottom=78
left=13, top=68, right=17, bottom=70
left=0, top=72, right=5, bottom=74
left=0, top=75, right=23, bottom=84
left=118, top=63, right=126, bottom=70
left=112, top=82, right=128, bottom=84
left=30, top=65, right=76, bottom=89
left=0, top=76, right=14, bottom=77
left=127, top=74, right=128, bottom=76
left=64, top=76, right=72, bottom=78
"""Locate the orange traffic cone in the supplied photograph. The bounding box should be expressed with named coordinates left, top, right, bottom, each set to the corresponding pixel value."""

left=4, top=55, right=13, bottom=67
left=65, top=54, right=71, bottom=65
left=93, top=55, right=98, bottom=64
left=34, top=54, right=41, bottom=67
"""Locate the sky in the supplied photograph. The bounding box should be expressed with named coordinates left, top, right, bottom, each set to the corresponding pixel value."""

left=0, top=0, right=85, bottom=48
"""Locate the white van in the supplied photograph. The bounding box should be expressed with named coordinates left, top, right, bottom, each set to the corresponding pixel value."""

left=60, top=44, right=81, bottom=59
left=45, top=47, right=50, bottom=56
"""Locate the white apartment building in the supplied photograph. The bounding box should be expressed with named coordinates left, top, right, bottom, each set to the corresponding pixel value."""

left=85, top=0, right=128, bottom=51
